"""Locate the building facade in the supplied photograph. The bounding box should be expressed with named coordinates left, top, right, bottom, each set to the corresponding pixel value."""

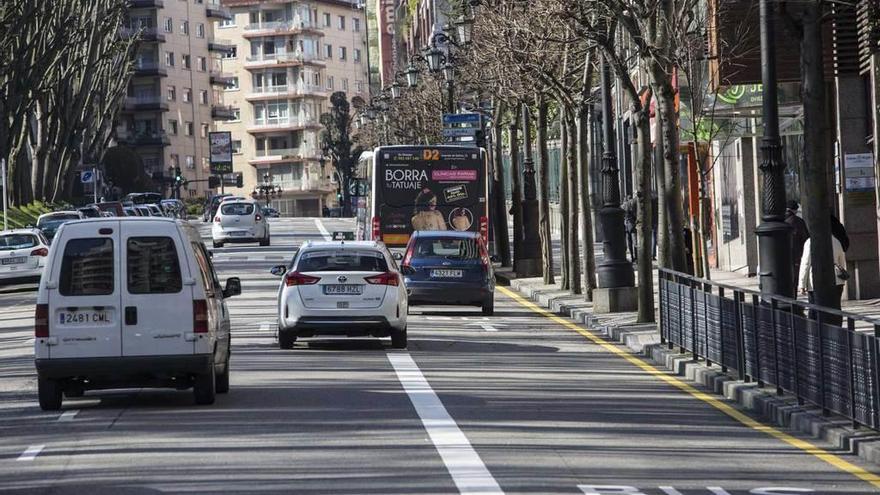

left=119, top=0, right=234, bottom=198
left=214, top=0, right=369, bottom=217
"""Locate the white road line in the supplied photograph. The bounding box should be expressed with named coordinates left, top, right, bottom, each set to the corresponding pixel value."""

left=58, top=410, right=78, bottom=422
left=17, top=445, right=45, bottom=461
left=387, top=353, right=503, bottom=495
left=314, top=218, right=332, bottom=241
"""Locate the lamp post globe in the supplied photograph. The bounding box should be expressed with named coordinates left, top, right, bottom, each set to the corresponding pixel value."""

left=455, top=15, right=474, bottom=45
left=391, top=83, right=401, bottom=99
left=442, top=63, right=455, bottom=83
left=425, top=46, right=443, bottom=72
left=405, top=64, right=419, bottom=87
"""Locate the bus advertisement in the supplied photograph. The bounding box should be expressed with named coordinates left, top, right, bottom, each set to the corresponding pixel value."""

left=356, top=145, right=489, bottom=248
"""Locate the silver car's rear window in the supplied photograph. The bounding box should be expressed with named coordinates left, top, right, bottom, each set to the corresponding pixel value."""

left=297, top=250, right=387, bottom=272
left=221, top=203, right=254, bottom=216
left=0, top=234, right=38, bottom=251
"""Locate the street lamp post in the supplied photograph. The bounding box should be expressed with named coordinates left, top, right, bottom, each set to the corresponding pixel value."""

left=755, top=0, right=793, bottom=298
left=594, top=55, right=637, bottom=313
left=518, top=103, right=541, bottom=277
left=253, top=172, right=282, bottom=208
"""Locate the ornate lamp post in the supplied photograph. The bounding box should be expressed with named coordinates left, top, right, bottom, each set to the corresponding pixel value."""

left=253, top=172, right=282, bottom=207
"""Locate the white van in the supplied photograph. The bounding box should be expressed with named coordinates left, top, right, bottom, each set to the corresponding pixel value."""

left=34, top=217, right=241, bottom=410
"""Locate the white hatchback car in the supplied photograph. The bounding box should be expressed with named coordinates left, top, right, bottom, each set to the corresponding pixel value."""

left=271, top=241, right=408, bottom=349
left=211, top=200, right=270, bottom=248
left=0, top=229, right=50, bottom=282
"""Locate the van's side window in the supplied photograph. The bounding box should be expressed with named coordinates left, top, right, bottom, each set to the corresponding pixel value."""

left=59, top=238, right=114, bottom=296
left=127, top=237, right=182, bottom=294
left=192, top=242, right=221, bottom=293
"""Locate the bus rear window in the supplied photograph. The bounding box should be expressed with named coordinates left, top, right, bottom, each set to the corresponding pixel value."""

left=59, top=239, right=114, bottom=296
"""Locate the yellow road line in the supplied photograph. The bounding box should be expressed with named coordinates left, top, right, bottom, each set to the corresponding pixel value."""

left=497, top=285, right=880, bottom=489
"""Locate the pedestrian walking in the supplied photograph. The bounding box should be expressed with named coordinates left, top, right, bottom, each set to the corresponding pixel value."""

left=798, top=214, right=848, bottom=325
left=623, top=195, right=638, bottom=262
left=784, top=200, right=809, bottom=287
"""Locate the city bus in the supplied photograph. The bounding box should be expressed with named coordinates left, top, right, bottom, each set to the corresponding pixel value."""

left=355, top=145, right=489, bottom=248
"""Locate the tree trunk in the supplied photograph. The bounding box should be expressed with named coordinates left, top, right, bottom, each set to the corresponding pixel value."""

left=509, top=120, right=523, bottom=273
left=566, top=109, right=581, bottom=294
left=577, top=102, right=596, bottom=300
left=654, top=100, right=668, bottom=268
left=536, top=93, right=555, bottom=284
left=493, top=102, right=511, bottom=267
left=653, top=74, right=688, bottom=272
left=633, top=105, right=655, bottom=323
left=800, top=2, right=836, bottom=308
left=559, top=106, right=570, bottom=290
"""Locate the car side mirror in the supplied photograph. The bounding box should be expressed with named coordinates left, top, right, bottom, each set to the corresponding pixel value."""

left=223, top=277, right=242, bottom=298
left=392, top=252, right=403, bottom=261
left=270, top=265, right=287, bottom=276
left=490, top=255, right=500, bottom=263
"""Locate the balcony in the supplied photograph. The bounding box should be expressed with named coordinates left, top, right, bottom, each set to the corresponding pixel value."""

left=242, top=19, right=322, bottom=38
left=246, top=117, right=321, bottom=134
left=206, top=1, right=232, bottom=20
left=243, top=52, right=324, bottom=70
left=122, top=95, right=169, bottom=112
left=245, top=83, right=327, bottom=101
left=120, top=27, right=165, bottom=42
left=210, top=71, right=236, bottom=87
left=132, top=61, right=167, bottom=77
left=116, top=130, right=170, bottom=147
left=212, top=105, right=238, bottom=120
left=248, top=147, right=320, bottom=165
left=129, top=0, right=163, bottom=8
left=207, top=38, right=236, bottom=54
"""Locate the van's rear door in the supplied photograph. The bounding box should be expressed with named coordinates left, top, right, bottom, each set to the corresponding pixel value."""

left=48, top=221, right=123, bottom=359
left=120, top=222, right=195, bottom=356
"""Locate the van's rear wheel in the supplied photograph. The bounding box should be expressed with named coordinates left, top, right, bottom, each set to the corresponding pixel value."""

left=260, top=235, right=270, bottom=247
left=213, top=240, right=223, bottom=249
left=279, top=331, right=296, bottom=350
left=215, top=355, right=230, bottom=394
left=391, top=328, right=407, bottom=349
left=193, top=371, right=216, bottom=405
left=38, top=377, right=62, bottom=411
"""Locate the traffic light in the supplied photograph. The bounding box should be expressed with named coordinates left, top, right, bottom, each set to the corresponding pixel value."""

left=474, top=129, right=486, bottom=148
left=208, top=176, right=220, bottom=189
left=235, top=173, right=243, bottom=188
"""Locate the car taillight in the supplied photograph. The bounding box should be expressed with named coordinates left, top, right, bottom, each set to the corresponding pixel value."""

left=365, top=272, right=400, bottom=286
left=214, top=216, right=221, bottom=223
left=193, top=300, right=208, bottom=333
left=372, top=216, right=381, bottom=241
left=479, top=240, right=490, bottom=267
left=285, top=272, right=320, bottom=286
left=479, top=216, right=489, bottom=245
left=30, top=247, right=48, bottom=257
left=35, top=304, right=49, bottom=338
left=255, top=214, right=262, bottom=222
left=402, top=243, right=414, bottom=267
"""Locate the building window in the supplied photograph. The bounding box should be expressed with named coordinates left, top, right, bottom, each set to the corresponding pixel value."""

left=224, top=46, right=237, bottom=59
left=201, top=157, right=209, bottom=171
left=164, top=17, right=173, bottom=33
left=353, top=17, right=360, bottom=32
left=232, top=140, right=242, bottom=154
left=337, top=15, right=345, bottom=30
left=167, top=85, right=176, bottom=101
left=185, top=155, right=195, bottom=169
left=168, top=119, right=178, bottom=135
left=342, top=78, right=348, bottom=91
left=313, top=73, right=320, bottom=86
left=324, top=44, right=332, bottom=59
left=201, top=123, right=209, bottom=138
left=185, top=121, right=194, bottom=136
left=219, top=18, right=235, bottom=28
left=197, top=56, right=207, bottom=71
left=182, top=54, right=191, bottom=69
left=181, top=20, right=189, bottom=35
left=354, top=48, right=361, bottom=63
left=327, top=75, right=333, bottom=90
left=338, top=46, right=346, bottom=61
left=200, top=89, right=208, bottom=104
left=182, top=87, right=192, bottom=102
left=196, top=23, right=205, bottom=38
left=226, top=76, right=239, bottom=91
left=231, top=109, right=241, bottom=121
left=170, top=154, right=179, bottom=167
left=323, top=12, right=330, bottom=27
left=356, top=80, right=364, bottom=93
left=165, top=51, right=175, bottom=67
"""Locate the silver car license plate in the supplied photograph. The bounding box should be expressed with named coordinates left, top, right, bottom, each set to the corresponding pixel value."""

left=431, top=269, right=463, bottom=278
left=1, top=257, right=26, bottom=265
left=324, top=284, right=364, bottom=295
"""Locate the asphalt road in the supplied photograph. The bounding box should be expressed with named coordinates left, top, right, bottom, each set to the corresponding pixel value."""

left=0, top=217, right=878, bottom=494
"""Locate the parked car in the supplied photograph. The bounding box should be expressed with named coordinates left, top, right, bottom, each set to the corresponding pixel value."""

left=161, top=199, right=186, bottom=219
left=146, top=204, right=164, bottom=217
left=36, top=211, right=84, bottom=244
left=0, top=228, right=50, bottom=283
left=204, top=194, right=232, bottom=222
left=401, top=231, right=496, bottom=315
left=123, top=207, right=138, bottom=217
left=211, top=199, right=270, bottom=248
left=263, top=207, right=280, bottom=218
left=135, top=206, right=152, bottom=217
left=94, top=201, right=125, bottom=217
left=77, top=205, right=102, bottom=218
left=270, top=241, right=407, bottom=349
left=33, top=217, right=241, bottom=410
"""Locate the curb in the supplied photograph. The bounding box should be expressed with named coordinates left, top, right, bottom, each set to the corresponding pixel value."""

left=501, top=275, right=880, bottom=469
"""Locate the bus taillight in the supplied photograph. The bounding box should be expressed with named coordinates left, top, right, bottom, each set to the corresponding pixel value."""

left=372, top=216, right=381, bottom=241
left=479, top=216, right=488, bottom=245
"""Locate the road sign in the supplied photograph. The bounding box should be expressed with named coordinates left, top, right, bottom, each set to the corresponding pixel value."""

left=443, top=113, right=481, bottom=125
left=209, top=131, right=233, bottom=174
left=442, top=127, right=478, bottom=137
left=80, top=170, right=94, bottom=183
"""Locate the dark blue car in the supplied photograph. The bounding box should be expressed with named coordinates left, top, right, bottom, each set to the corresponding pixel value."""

left=400, top=231, right=495, bottom=315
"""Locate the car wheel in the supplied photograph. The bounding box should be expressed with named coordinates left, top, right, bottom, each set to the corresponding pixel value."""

left=260, top=236, right=270, bottom=247
left=481, top=298, right=494, bottom=316
left=38, top=377, right=63, bottom=411
left=279, top=331, right=296, bottom=350
left=391, top=328, right=407, bottom=349
left=193, top=371, right=216, bottom=405
left=215, top=354, right=230, bottom=394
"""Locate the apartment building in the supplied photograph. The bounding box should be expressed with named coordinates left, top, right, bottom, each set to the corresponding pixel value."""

left=118, top=0, right=235, bottom=198
left=214, top=0, right=370, bottom=217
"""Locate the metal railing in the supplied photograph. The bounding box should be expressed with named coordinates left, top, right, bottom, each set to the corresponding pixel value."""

left=659, top=268, right=880, bottom=430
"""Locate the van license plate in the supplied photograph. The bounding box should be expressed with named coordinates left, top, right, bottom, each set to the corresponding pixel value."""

left=431, top=269, right=463, bottom=278
left=1, top=257, right=26, bottom=265
left=59, top=311, right=112, bottom=325
left=324, top=284, right=364, bottom=295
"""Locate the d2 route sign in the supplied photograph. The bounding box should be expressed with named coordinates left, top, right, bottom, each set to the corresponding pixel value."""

left=80, top=170, right=95, bottom=183
left=442, top=113, right=481, bottom=125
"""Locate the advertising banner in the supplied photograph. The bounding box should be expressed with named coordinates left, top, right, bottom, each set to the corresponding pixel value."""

left=209, top=131, right=233, bottom=174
